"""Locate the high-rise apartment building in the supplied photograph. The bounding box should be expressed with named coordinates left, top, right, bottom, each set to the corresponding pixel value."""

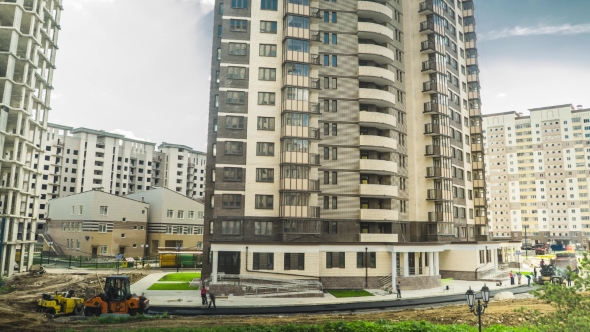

left=203, top=0, right=492, bottom=288
left=483, top=104, right=590, bottom=247
left=0, top=0, right=62, bottom=276
left=155, top=143, right=207, bottom=199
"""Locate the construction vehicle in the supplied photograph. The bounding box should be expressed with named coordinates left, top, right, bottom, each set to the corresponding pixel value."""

left=536, top=252, right=578, bottom=284
left=83, top=275, right=149, bottom=316
left=37, top=290, right=85, bottom=316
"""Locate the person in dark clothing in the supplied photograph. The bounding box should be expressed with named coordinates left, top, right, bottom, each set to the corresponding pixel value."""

left=525, top=274, right=531, bottom=287
left=533, top=267, right=537, bottom=280
left=200, top=285, right=208, bottom=305
left=567, top=274, right=572, bottom=287
left=396, top=281, right=402, bottom=299
left=208, top=291, right=217, bottom=309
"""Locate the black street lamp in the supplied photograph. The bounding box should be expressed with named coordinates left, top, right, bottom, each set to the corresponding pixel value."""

left=465, top=284, right=491, bottom=332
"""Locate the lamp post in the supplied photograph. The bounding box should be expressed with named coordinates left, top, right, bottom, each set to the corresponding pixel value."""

left=523, top=225, right=529, bottom=259
left=465, top=284, right=490, bottom=332
left=176, top=245, right=182, bottom=273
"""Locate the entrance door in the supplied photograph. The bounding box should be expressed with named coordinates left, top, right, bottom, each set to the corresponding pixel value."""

left=217, top=251, right=241, bottom=274
left=119, top=246, right=125, bottom=256
left=92, top=247, right=98, bottom=257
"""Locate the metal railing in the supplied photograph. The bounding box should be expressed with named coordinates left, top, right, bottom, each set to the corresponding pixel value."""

left=206, top=274, right=323, bottom=297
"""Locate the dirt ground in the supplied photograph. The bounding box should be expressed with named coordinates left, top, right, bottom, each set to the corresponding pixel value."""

left=0, top=271, right=553, bottom=332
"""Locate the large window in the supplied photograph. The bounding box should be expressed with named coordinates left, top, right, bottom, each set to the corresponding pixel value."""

left=284, top=63, right=309, bottom=77
left=253, top=253, right=274, bottom=270
left=356, top=252, right=377, bottom=268
left=285, top=39, right=309, bottom=53
left=228, top=43, right=247, bottom=55
left=255, top=195, right=274, bottom=209
left=225, top=116, right=244, bottom=129
left=284, top=87, right=309, bottom=101
left=99, top=206, right=108, bottom=215
left=221, top=220, right=241, bottom=234
left=285, top=15, right=309, bottom=29
left=284, top=253, right=305, bottom=270
left=224, top=167, right=243, bottom=182
left=228, top=66, right=246, bottom=80
left=224, top=141, right=244, bottom=155
left=257, top=117, right=275, bottom=130
left=258, top=92, right=275, bottom=105
left=282, top=139, right=309, bottom=152
left=260, top=0, right=277, bottom=10
left=256, top=142, right=275, bottom=156
left=326, top=252, right=345, bottom=269
left=231, top=0, right=248, bottom=9
left=222, top=194, right=242, bottom=208
left=282, top=192, right=309, bottom=206
left=98, top=223, right=107, bottom=233
left=256, top=168, right=274, bottom=182
left=255, top=221, right=273, bottom=235
left=260, top=21, right=277, bottom=33
left=226, top=91, right=245, bottom=104
left=282, top=113, right=309, bottom=126
left=282, top=165, right=309, bottom=179
left=258, top=68, right=276, bottom=81
left=177, top=210, right=184, bottom=219
left=259, top=44, right=277, bottom=57
left=230, top=19, right=248, bottom=31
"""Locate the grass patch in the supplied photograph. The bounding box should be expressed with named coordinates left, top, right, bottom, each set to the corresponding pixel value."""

left=147, top=282, right=199, bottom=291
left=327, top=289, right=374, bottom=298
left=158, top=273, right=201, bottom=282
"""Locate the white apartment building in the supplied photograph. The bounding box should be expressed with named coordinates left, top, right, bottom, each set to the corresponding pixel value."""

left=483, top=104, right=590, bottom=247
left=155, top=143, right=207, bottom=199
left=0, top=0, right=62, bottom=276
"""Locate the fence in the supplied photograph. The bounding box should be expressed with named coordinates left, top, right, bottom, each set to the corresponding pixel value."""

left=33, top=252, right=203, bottom=270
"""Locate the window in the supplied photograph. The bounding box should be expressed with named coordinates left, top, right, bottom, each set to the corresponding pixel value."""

left=258, top=92, right=275, bottom=105
left=332, top=147, right=337, bottom=160
left=231, top=0, right=248, bottom=9
left=99, top=206, right=108, bottom=215
left=219, top=3, right=223, bottom=15
left=224, top=141, right=244, bottom=155
left=222, top=194, right=242, bottom=208
left=99, top=246, right=108, bottom=255
left=255, top=221, right=273, bottom=235
left=224, top=167, right=243, bottom=181
left=198, top=211, right=204, bottom=220
left=332, top=55, right=337, bottom=67
left=258, top=68, right=276, bottom=81
left=98, top=223, right=107, bottom=233
left=332, top=12, right=337, bottom=23
left=255, top=195, right=274, bottom=209
left=167, top=210, right=173, bottom=218
left=228, top=43, right=247, bottom=55
left=256, top=168, right=274, bottom=182
left=225, top=116, right=244, bottom=129
left=332, top=171, right=338, bottom=184
left=260, top=21, right=277, bottom=33
left=326, top=252, right=345, bottom=268
left=217, top=25, right=222, bottom=37
left=357, top=252, right=376, bottom=268
left=284, top=253, right=305, bottom=270
left=177, top=210, right=184, bottom=219
left=221, top=220, right=242, bottom=234
left=256, top=142, right=275, bottom=156
left=261, top=0, right=277, bottom=10
left=253, top=253, right=274, bottom=270
left=227, top=66, right=246, bottom=79
left=259, top=44, right=277, bottom=57
left=257, top=117, right=275, bottom=130
left=187, top=211, right=194, bottom=219
left=229, top=19, right=248, bottom=31
left=226, top=91, right=245, bottom=104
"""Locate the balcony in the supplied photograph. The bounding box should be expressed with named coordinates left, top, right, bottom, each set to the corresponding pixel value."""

left=472, top=160, right=484, bottom=170
left=281, top=179, right=320, bottom=192
left=468, top=90, right=480, bottom=100
left=284, top=0, right=310, bottom=16
left=421, top=60, right=443, bottom=73
left=419, top=20, right=435, bottom=34
left=471, top=143, right=484, bottom=152
left=474, top=197, right=486, bottom=207
left=426, top=189, right=451, bottom=201
left=473, top=179, right=485, bottom=188
left=358, top=66, right=395, bottom=86
left=357, top=1, right=393, bottom=23
left=283, top=50, right=320, bottom=65
left=188, top=162, right=195, bottom=168
left=428, top=212, right=445, bottom=222
left=466, top=57, right=478, bottom=66
left=420, top=40, right=443, bottom=54
left=467, top=73, right=479, bottom=83
left=358, top=88, right=396, bottom=108
left=465, top=40, right=476, bottom=50
left=358, top=44, right=394, bottom=64
left=469, top=107, right=482, bottom=117
left=360, top=135, right=398, bottom=152
left=425, top=145, right=451, bottom=157
left=426, top=166, right=450, bottom=178
left=281, top=152, right=320, bottom=166
left=359, top=159, right=398, bottom=175
left=360, top=208, right=399, bottom=221
left=359, top=233, right=398, bottom=243
left=280, top=205, right=320, bottom=218
left=465, top=23, right=475, bottom=33
left=360, top=184, right=398, bottom=198
left=423, top=102, right=448, bottom=115
left=282, top=125, right=320, bottom=139
left=424, top=123, right=449, bottom=136
left=359, top=111, right=396, bottom=130
left=284, top=26, right=310, bottom=40
left=310, top=30, right=321, bottom=42
left=418, top=0, right=434, bottom=14
left=470, top=125, right=482, bottom=135
left=282, top=75, right=321, bottom=90
left=358, top=22, right=393, bottom=44
left=282, top=100, right=321, bottom=114
left=423, top=81, right=443, bottom=93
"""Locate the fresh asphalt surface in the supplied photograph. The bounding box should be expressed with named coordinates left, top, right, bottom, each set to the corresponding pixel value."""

left=148, top=285, right=536, bottom=316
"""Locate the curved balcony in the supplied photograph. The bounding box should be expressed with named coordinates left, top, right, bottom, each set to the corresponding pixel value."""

left=360, top=184, right=398, bottom=198
left=360, top=135, right=398, bottom=152
left=358, top=66, right=395, bottom=86
left=360, top=209, right=399, bottom=222
left=358, top=88, right=395, bottom=108
left=359, top=159, right=398, bottom=175
left=357, top=1, right=393, bottom=24
left=358, top=22, right=393, bottom=44
left=359, top=111, right=396, bottom=130
left=358, top=44, right=394, bottom=64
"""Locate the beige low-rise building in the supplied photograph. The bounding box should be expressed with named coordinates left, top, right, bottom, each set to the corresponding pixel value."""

left=126, top=188, right=204, bottom=255
left=46, top=190, right=149, bottom=257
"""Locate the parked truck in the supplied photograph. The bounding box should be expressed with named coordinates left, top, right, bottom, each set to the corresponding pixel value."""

left=534, top=243, right=549, bottom=255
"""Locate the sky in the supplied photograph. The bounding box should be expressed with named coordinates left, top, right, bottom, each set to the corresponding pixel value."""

left=51, top=0, right=590, bottom=151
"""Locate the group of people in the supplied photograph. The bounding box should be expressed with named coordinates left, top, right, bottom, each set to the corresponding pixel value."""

left=200, top=285, right=216, bottom=309
left=509, top=271, right=532, bottom=286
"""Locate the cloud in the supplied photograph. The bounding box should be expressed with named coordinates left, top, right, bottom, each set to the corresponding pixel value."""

left=496, top=93, right=507, bottom=99
left=110, top=129, right=150, bottom=142
left=481, top=23, right=590, bottom=40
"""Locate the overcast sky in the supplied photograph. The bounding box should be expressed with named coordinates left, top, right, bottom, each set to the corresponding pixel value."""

left=51, top=0, right=590, bottom=151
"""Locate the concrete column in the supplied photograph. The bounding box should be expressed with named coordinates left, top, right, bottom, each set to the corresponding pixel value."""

left=434, top=252, right=440, bottom=275
left=211, top=250, right=219, bottom=283
left=429, top=252, right=435, bottom=275
left=420, top=252, right=426, bottom=275
left=494, top=249, right=498, bottom=271
left=391, top=251, right=397, bottom=287
left=403, top=252, right=409, bottom=277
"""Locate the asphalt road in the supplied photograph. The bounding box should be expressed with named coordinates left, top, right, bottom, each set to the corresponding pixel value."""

left=148, top=285, right=536, bottom=316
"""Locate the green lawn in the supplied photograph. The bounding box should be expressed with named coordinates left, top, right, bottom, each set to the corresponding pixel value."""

left=327, top=290, right=374, bottom=298
left=147, top=282, right=200, bottom=291
left=158, top=272, right=201, bottom=282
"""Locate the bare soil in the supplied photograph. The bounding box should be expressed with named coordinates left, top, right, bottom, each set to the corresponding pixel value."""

left=0, top=272, right=552, bottom=332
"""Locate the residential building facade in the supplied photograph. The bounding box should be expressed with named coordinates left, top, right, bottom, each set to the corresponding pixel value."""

left=483, top=104, right=590, bottom=247
left=154, top=143, right=207, bottom=199
left=126, top=188, right=205, bottom=256
left=203, top=0, right=491, bottom=288
left=0, top=0, right=62, bottom=276
left=46, top=190, right=149, bottom=257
